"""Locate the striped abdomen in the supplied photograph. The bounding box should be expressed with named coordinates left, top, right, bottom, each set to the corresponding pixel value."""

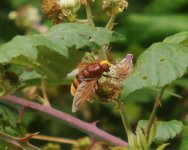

left=70, top=63, right=105, bottom=96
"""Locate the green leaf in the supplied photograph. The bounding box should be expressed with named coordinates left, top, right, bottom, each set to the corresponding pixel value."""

left=122, top=32, right=188, bottom=99
left=156, top=143, right=170, bottom=150
left=148, top=121, right=157, bottom=146
left=0, top=104, right=26, bottom=137
left=138, top=120, right=183, bottom=143
left=179, top=126, right=188, bottom=150
left=0, top=105, right=17, bottom=128
left=0, top=23, right=117, bottom=79
left=163, top=31, right=188, bottom=44
left=135, top=126, right=147, bottom=150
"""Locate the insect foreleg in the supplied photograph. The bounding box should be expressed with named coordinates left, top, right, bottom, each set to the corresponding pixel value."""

left=102, top=74, right=119, bottom=79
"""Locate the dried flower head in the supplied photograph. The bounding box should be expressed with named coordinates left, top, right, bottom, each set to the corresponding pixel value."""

left=41, top=0, right=81, bottom=23
left=102, top=0, right=128, bottom=16
left=96, top=54, right=133, bottom=102
left=41, top=0, right=62, bottom=23
left=109, top=54, right=133, bottom=87
left=81, top=0, right=95, bottom=6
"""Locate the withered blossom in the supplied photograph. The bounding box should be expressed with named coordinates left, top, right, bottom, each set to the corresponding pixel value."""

left=97, top=54, right=133, bottom=102
left=102, top=0, right=128, bottom=16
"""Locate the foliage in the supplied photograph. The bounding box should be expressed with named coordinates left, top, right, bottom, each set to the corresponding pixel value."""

left=0, top=104, right=26, bottom=136
left=179, top=126, right=188, bottom=150
left=122, top=32, right=188, bottom=99
left=138, top=120, right=183, bottom=143
left=0, top=23, right=120, bottom=79
left=0, top=0, right=188, bottom=149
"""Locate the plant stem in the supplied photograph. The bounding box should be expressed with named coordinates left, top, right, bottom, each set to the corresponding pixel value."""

left=100, top=46, right=108, bottom=60
left=99, top=15, right=117, bottom=60
left=2, top=95, right=128, bottom=147
left=145, top=86, right=167, bottom=136
left=105, top=15, right=116, bottom=30
left=41, top=79, right=51, bottom=106
left=118, top=102, right=132, bottom=135
left=0, top=132, right=41, bottom=150
left=30, top=134, right=77, bottom=145
left=75, top=19, right=88, bottom=24
left=85, top=5, right=95, bottom=27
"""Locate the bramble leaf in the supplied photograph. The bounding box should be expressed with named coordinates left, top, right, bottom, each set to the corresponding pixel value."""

left=0, top=23, right=118, bottom=79
left=179, top=126, right=188, bottom=150
left=122, top=31, right=188, bottom=99
left=0, top=104, right=26, bottom=137
left=138, top=120, right=183, bottom=143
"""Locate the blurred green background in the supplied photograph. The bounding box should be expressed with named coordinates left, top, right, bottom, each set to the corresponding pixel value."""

left=0, top=0, right=188, bottom=149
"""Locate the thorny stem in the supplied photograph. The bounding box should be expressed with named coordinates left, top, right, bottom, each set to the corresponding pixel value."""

left=30, top=134, right=77, bottom=145
left=85, top=4, right=95, bottom=27
left=0, top=132, right=40, bottom=150
left=145, top=86, right=167, bottom=136
left=2, top=95, right=128, bottom=147
left=118, top=102, right=132, bottom=135
left=105, top=15, right=116, bottom=30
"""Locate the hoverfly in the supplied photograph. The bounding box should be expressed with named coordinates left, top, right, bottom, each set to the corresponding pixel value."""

left=69, top=60, right=111, bottom=112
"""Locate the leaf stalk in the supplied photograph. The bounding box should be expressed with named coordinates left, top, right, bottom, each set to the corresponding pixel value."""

left=118, top=102, right=132, bottom=135
left=85, top=5, right=95, bottom=27
left=145, top=86, right=167, bottom=136
left=105, top=15, right=116, bottom=31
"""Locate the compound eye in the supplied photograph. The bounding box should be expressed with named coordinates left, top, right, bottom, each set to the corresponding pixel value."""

left=103, top=64, right=110, bottom=72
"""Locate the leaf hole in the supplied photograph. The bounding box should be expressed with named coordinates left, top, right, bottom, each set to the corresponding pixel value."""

left=138, top=61, right=142, bottom=66
left=160, top=58, right=166, bottom=62
left=142, top=76, right=148, bottom=80
left=89, top=36, right=93, bottom=42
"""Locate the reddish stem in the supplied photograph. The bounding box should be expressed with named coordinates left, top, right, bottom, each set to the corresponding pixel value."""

left=2, top=95, right=128, bottom=147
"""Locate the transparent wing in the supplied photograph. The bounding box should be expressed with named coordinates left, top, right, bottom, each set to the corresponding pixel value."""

left=67, top=68, right=80, bottom=78
left=67, top=63, right=90, bottom=78
left=72, top=79, right=97, bottom=112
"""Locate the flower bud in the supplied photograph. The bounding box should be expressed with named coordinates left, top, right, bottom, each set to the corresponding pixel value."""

left=41, top=0, right=81, bottom=23
left=60, top=0, right=81, bottom=12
